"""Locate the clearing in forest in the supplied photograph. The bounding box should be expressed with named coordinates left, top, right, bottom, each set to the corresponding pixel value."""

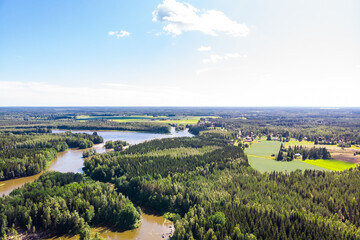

left=245, top=139, right=328, bottom=173
left=303, top=159, right=357, bottom=171
left=284, top=139, right=360, bottom=166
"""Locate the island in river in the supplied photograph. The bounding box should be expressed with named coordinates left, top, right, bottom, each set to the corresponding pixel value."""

left=0, top=127, right=193, bottom=240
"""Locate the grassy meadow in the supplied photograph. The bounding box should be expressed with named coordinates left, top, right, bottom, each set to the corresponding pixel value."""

left=285, top=139, right=314, bottom=147
left=245, top=138, right=328, bottom=173
left=303, top=159, right=357, bottom=171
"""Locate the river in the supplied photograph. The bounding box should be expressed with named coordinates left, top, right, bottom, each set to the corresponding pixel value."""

left=0, top=127, right=192, bottom=240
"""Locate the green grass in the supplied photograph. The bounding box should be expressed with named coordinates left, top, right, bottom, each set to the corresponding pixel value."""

left=112, top=119, right=151, bottom=123
left=285, top=139, right=314, bottom=147
left=350, top=145, right=360, bottom=150
left=245, top=139, right=283, bottom=157
left=245, top=139, right=328, bottom=173
left=303, top=159, right=357, bottom=171
left=249, top=157, right=327, bottom=173
left=157, top=117, right=202, bottom=125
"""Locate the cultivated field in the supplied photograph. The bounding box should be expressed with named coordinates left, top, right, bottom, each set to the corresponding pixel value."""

left=76, top=115, right=215, bottom=125
left=285, top=139, right=314, bottom=147
left=284, top=139, right=360, bottom=164
left=303, top=159, right=357, bottom=171
left=245, top=139, right=328, bottom=173
left=331, top=153, right=360, bottom=164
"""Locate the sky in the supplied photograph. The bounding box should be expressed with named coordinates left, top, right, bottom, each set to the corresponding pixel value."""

left=0, top=0, right=359, bottom=107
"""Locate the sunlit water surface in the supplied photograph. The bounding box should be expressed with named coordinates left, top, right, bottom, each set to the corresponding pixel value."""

left=0, top=128, right=192, bottom=240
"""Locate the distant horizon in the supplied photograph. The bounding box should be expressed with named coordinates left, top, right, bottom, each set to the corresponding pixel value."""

left=0, top=106, right=359, bottom=109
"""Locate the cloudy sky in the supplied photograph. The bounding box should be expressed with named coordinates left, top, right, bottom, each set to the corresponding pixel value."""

left=0, top=0, right=359, bottom=107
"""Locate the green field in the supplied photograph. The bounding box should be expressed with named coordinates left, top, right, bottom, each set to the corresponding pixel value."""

left=157, top=116, right=203, bottom=124
left=303, top=159, right=357, bottom=171
left=245, top=139, right=283, bottom=157
left=76, top=115, right=217, bottom=125
left=245, top=139, right=328, bottom=173
left=285, top=139, right=314, bottom=147
left=112, top=118, right=152, bottom=123
left=248, top=156, right=327, bottom=173
left=350, top=145, right=360, bottom=150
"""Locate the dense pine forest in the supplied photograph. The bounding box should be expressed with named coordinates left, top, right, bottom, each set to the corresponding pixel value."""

left=0, top=121, right=171, bottom=134
left=0, top=133, right=103, bottom=181
left=0, top=172, right=141, bottom=239
left=84, top=133, right=360, bottom=240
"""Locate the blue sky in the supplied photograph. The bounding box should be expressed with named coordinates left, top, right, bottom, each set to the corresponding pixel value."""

left=0, top=0, right=359, bottom=106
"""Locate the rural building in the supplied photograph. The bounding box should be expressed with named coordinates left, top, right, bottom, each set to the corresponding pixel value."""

left=244, top=136, right=253, bottom=142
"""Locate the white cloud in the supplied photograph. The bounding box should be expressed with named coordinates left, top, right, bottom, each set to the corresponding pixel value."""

left=108, top=30, right=130, bottom=39
left=197, top=46, right=212, bottom=52
left=202, top=53, right=246, bottom=64
left=152, top=0, right=250, bottom=37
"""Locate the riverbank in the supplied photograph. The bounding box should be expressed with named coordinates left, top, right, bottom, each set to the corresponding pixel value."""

left=1, top=128, right=192, bottom=239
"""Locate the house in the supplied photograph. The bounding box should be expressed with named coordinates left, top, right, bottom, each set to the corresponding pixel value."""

left=243, top=136, right=253, bottom=142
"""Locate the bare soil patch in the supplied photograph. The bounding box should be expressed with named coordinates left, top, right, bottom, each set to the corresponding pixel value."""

left=332, top=153, right=360, bottom=164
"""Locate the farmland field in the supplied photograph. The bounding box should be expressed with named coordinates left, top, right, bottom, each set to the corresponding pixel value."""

left=248, top=156, right=327, bottom=173
left=283, top=139, right=360, bottom=167
left=157, top=116, right=203, bottom=124
left=303, top=159, right=357, bottom=171
left=245, top=139, right=282, bottom=157
left=76, top=115, right=216, bottom=125
left=350, top=145, right=360, bottom=150
left=285, top=139, right=314, bottom=147
left=331, top=153, right=360, bottom=164
left=245, top=139, right=328, bottom=173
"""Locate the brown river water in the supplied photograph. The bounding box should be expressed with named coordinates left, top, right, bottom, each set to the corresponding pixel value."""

left=0, top=128, right=192, bottom=240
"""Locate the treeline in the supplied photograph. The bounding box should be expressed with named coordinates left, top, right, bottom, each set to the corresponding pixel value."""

left=277, top=145, right=331, bottom=161
left=0, top=132, right=103, bottom=151
left=0, top=171, right=141, bottom=239
left=84, top=132, right=360, bottom=239
left=0, top=132, right=103, bottom=181
left=56, top=121, right=171, bottom=133
left=0, top=127, right=51, bottom=135
left=208, top=117, right=360, bottom=145
left=13, top=132, right=103, bottom=150
left=0, top=121, right=171, bottom=134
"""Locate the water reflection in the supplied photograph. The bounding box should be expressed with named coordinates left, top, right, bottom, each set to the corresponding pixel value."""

left=0, top=128, right=192, bottom=239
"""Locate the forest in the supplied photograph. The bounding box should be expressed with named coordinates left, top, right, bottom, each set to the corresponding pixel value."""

left=104, top=140, right=129, bottom=151
left=0, top=120, right=171, bottom=134
left=0, top=171, right=141, bottom=239
left=84, top=133, right=360, bottom=240
left=0, top=132, right=103, bottom=181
